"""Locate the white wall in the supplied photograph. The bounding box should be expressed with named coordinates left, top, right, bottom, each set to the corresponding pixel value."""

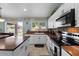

left=0, top=21, right=6, bottom=32
left=48, top=3, right=79, bottom=28
left=24, top=18, right=31, bottom=33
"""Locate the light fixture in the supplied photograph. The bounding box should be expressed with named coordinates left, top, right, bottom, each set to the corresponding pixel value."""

left=18, top=21, right=23, bottom=26
left=24, top=8, right=27, bottom=11
left=0, top=7, right=5, bottom=22
left=0, top=19, right=5, bottom=22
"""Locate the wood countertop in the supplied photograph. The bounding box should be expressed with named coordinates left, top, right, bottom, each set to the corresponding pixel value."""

left=62, top=46, right=79, bottom=56
left=0, top=36, right=30, bottom=51
left=48, top=33, right=79, bottom=56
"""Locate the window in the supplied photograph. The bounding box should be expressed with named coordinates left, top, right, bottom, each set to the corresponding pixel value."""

left=31, top=21, right=46, bottom=31
left=6, top=23, right=15, bottom=33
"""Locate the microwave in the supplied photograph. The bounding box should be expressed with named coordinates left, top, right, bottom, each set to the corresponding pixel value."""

left=56, top=9, right=75, bottom=27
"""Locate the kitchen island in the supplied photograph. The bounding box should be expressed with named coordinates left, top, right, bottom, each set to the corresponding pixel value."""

left=0, top=33, right=30, bottom=56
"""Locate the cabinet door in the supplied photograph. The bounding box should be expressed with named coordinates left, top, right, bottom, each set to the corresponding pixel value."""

left=29, top=35, right=39, bottom=44
left=51, top=41, right=55, bottom=51
left=62, top=48, right=70, bottom=56
left=24, top=39, right=29, bottom=47
left=38, top=36, right=45, bottom=44
left=23, top=40, right=30, bottom=55
left=0, top=51, right=13, bottom=56
left=13, top=43, right=26, bottom=56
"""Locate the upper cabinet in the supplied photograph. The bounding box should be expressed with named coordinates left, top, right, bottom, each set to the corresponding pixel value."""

left=56, top=9, right=75, bottom=27
left=48, top=3, right=77, bottom=28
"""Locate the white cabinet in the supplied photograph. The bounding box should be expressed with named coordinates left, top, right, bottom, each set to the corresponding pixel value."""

left=13, top=43, right=26, bottom=56
left=13, top=38, right=30, bottom=56
left=29, top=35, right=38, bottom=44
left=29, top=35, right=47, bottom=44
left=0, top=51, right=13, bottom=56
left=46, top=36, right=55, bottom=52
left=0, top=37, right=29, bottom=56
left=62, top=48, right=70, bottom=56
left=0, top=44, right=26, bottom=56
left=50, top=41, right=55, bottom=52
left=46, top=36, right=54, bottom=55
left=23, top=39, right=30, bottom=56
left=38, top=35, right=47, bottom=44
left=48, top=3, right=76, bottom=28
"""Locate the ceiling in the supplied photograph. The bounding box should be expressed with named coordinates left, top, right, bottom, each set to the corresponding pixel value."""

left=0, top=3, right=62, bottom=18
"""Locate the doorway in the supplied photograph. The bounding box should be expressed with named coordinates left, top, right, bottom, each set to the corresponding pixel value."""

left=16, top=21, right=23, bottom=45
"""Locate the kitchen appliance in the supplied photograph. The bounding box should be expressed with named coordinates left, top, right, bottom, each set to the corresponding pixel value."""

left=56, top=9, right=75, bottom=27
left=62, top=32, right=79, bottom=45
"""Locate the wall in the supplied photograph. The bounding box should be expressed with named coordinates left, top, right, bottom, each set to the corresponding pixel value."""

left=2, top=17, right=48, bottom=33
left=48, top=3, right=79, bottom=28
left=0, top=21, right=5, bottom=32
left=23, top=18, right=31, bottom=33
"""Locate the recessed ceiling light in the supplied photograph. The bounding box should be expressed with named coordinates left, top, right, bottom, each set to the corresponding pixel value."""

left=24, top=8, right=27, bottom=11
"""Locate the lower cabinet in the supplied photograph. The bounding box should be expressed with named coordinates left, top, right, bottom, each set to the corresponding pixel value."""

left=13, top=43, right=26, bottom=56
left=0, top=51, right=13, bottom=56
left=46, top=39, right=55, bottom=56
left=29, top=35, right=47, bottom=44
left=61, top=48, right=70, bottom=56
left=0, top=35, right=71, bottom=56
left=23, top=39, right=30, bottom=56
left=47, top=39, right=70, bottom=56
left=13, top=39, right=29, bottom=56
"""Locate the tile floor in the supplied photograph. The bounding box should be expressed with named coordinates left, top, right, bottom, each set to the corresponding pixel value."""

left=27, top=44, right=49, bottom=56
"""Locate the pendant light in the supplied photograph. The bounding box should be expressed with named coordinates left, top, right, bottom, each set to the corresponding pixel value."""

left=0, top=7, right=5, bottom=22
